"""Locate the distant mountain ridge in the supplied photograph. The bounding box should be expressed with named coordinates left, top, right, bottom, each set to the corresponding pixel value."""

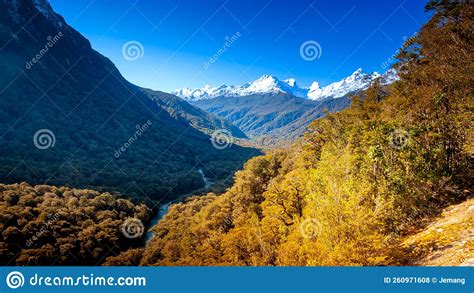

left=0, top=0, right=258, bottom=200
left=193, top=92, right=352, bottom=140
left=140, top=88, right=247, bottom=139
left=173, top=68, right=397, bottom=101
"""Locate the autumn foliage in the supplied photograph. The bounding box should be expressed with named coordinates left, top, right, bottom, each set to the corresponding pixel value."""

left=0, top=0, right=471, bottom=267
left=134, top=0, right=472, bottom=266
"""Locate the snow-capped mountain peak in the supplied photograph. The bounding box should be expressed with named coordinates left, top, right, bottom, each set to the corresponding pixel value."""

left=350, top=67, right=363, bottom=76
left=245, top=75, right=286, bottom=94
left=309, top=81, right=321, bottom=91
left=172, top=68, right=398, bottom=102
left=284, top=78, right=297, bottom=87
left=307, top=68, right=372, bottom=100
left=306, top=68, right=397, bottom=101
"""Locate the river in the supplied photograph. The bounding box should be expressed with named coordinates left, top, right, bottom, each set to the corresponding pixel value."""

left=145, top=168, right=212, bottom=240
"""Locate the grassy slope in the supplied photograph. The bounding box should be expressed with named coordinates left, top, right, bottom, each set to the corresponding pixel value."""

left=391, top=197, right=473, bottom=266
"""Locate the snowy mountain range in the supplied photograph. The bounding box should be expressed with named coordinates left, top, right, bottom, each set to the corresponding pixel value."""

left=173, top=68, right=398, bottom=102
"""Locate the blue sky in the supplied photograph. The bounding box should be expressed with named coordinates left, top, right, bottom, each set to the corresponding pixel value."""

left=49, top=0, right=430, bottom=92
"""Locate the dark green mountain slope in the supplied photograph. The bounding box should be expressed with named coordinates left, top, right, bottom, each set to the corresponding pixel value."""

left=0, top=0, right=259, bottom=201
left=140, top=88, right=247, bottom=139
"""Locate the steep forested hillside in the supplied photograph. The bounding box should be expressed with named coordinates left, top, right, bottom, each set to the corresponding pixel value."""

left=0, top=0, right=259, bottom=201
left=110, top=0, right=471, bottom=266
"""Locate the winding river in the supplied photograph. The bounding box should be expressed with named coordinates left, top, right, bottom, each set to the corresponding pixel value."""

left=145, top=168, right=212, bottom=240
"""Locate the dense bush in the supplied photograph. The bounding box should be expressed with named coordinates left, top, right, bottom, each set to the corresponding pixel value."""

left=0, top=182, right=151, bottom=265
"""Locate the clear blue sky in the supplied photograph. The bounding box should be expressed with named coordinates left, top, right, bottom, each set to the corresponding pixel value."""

left=49, top=0, right=430, bottom=92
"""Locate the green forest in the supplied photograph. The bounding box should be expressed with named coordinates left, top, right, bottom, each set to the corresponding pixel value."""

left=0, top=0, right=259, bottom=203
left=0, top=182, right=151, bottom=265
left=0, top=0, right=472, bottom=266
